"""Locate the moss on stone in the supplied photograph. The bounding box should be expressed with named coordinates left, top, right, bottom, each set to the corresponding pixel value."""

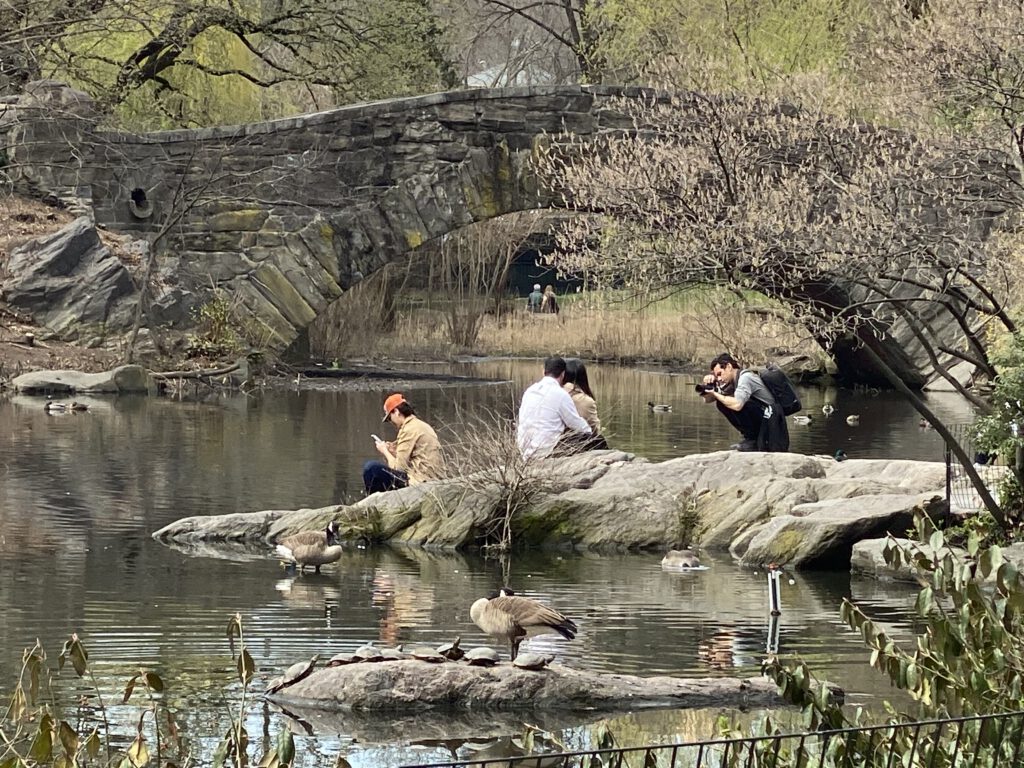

left=208, top=209, right=269, bottom=232
left=769, top=529, right=806, bottom=563
left=404, top=230, right=424, bottom=248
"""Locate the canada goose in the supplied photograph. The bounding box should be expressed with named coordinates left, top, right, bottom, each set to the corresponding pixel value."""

left=821, top=404, right=835, bottom=417
left=846, top=414, right=860, bottom=425
left=275, top=521, right=342, bottom=573
left=834, top=449, right=848, bottom=462
left=469, top=588, right=577, bottom=660
left=792, top=414, right=812, bottom=425
left=648, top=402, right=672, bottom=413
left=661, top=549, right=702, bottom=569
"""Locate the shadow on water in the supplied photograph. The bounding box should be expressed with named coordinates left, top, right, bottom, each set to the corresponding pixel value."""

left=0, top=360, right=965, bottom=766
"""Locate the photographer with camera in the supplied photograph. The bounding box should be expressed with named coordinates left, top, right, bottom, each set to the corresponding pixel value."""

left=698, top=353, right=789, bottom=452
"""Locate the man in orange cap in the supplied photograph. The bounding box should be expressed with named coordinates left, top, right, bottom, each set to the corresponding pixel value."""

left=363, top=393, right=444, bottom=494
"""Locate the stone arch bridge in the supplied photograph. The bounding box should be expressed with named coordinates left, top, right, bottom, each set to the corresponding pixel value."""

left=5, top=83, right=988, bottom=385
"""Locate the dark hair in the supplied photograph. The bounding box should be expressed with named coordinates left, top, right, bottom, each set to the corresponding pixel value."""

left=564, top=358, right=595, bottom=399
left=543, top=355, right=567, bottom=378
left=710, top=353, right=739, bottom=370
left=396, top=402, right=415, bottom=417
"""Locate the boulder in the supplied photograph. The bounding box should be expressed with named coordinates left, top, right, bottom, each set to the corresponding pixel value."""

left=738, top=494, right=948, bottom=569
left=267, top=658, right=786, bottom=713
left=152, top=451, right=953, bottom=570
left=12, top=364, right=155, bottom=394
left=3, top=217, right=136, bottom=336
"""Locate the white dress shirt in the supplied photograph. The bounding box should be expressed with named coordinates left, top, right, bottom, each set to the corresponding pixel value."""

left=517, top=375, right=593, bottom=459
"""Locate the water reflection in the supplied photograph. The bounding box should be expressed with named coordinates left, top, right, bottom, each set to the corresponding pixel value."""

left=0, top=360, right=963, bottom=766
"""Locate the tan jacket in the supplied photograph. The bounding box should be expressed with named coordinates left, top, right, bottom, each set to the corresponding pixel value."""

left=385, top=415, right=444, bottom=484
left=564, top=384, right=601, bottom=433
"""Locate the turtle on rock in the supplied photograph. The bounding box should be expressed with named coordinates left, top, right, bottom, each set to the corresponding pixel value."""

left=465, top=647, right=501, bottom=667
left=512, top=653, right=554, bottom=671
left=437, top=636, right=465, bottom=661
left=327, top=651, right=362, bottom=667
left=265, top=655, right=320, bottom=695
left=410, top=646, right=447, bottom=663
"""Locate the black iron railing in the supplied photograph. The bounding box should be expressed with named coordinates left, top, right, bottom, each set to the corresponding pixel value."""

left=400, top=709, right=1024, bottom=768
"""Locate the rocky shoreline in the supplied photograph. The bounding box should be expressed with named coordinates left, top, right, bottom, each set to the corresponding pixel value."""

left=153, top=450, right=949, bottom=569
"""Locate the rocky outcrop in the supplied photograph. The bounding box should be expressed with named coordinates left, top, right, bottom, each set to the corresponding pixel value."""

left=852, top=538, right=1024, bottom=582
left=12, top=364, right=154, bottom=394
left=3, top=217, right=136, bottom=337
left=154, top=451, right=950, bottom=569
left=267, top=658, right=784, bottom=713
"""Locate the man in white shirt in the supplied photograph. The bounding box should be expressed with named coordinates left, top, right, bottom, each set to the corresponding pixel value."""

left=517, top=356, right=593, bottom=459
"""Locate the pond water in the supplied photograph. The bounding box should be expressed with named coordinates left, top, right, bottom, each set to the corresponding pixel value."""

left=0, top=360, right=974, bottom=766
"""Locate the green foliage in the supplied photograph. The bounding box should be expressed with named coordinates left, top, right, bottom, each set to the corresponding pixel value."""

left=974, top=329, right=1024, bottom=523
left=587, top=0, right=871, bottom=92
left=187, top=292, right=242, bottom=358
left=0, top=616, right=298, bottom=768
left=759, top=514, right=1024, bottom=766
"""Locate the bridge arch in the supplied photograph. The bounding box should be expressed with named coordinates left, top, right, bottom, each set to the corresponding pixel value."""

left=5, top=83, right=985, bottom=385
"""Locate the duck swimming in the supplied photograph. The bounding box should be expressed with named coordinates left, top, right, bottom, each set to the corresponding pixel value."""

left=792, top=414, right=812, bottom=425
left=648, top=402, right=672, bottom=413
left=846, top=414, right=860, bottom=425
left=44, top=401, right=69, bottom=412
left=821, top=404, right=835, bottom=417
left=834, top=449, right=848, bottom=462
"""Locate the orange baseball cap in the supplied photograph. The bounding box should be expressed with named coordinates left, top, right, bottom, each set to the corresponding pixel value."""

left=382, top=393, right=407, bottom=422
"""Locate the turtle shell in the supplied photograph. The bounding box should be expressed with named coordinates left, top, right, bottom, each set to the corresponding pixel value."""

left=465, top=647, right=501, bottom=666
left=378, top=647, right=410, bottom=661
left=512, top=653, right=553, bottom=671
left=436, top=636, right=465, bottom=661
left=409, top=646, right=446, bottom=663
left=265, top=655, right=319, bottom=694
left=354, top=645, right=384, bottom=662
left=327, top=652, right=362, bottom=667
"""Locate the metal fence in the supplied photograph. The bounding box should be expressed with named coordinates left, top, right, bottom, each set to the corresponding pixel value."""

left=401, top=710, right=1024, bottom=768
left=945, top=422, right=1005, bottom=512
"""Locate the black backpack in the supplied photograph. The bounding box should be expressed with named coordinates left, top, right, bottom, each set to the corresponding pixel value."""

left=759, top=363, right=802, bottom=416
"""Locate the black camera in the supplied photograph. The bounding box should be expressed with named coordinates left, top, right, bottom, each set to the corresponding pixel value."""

left=694, top=382, right=717, bottom=394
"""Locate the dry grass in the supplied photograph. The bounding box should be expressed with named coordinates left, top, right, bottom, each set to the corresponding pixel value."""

left=313, top=287, right=821, bottom=366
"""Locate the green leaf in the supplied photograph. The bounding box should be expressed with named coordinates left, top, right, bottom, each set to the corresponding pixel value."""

left=144, top=672, right=164, bottom=693
left=86, top=729, right=102, bottom=759
left=238, top=649, right=256, bottom=685
left=126, top=735, right=149, bottom=767
left=123, top=675, right=139, bottom=704
left=276, top=729, right=295, bottom=766
left=58, top=720, right=78, bottom=756
left=29, top=723, right=53, bottom=763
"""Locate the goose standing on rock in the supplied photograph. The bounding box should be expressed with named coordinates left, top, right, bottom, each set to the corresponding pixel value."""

left=275, top=521, right=343, bottom=573
left=470, top=589, right=577, bottom=660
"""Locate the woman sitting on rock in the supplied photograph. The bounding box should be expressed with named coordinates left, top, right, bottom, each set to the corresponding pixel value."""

left=560, top=358, right=608, bottom=452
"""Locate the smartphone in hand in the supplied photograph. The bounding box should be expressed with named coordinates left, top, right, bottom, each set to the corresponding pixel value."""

left=371, top=434, right=382, bottom=443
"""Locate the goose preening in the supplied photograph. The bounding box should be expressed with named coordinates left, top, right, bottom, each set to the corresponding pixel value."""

left=469, top=588, right=577, bottom=660
left=275, top=521, right=342, bottom=573
left=792, top=414, right=812, bottom=425
left=846, top=414, right=861, bottom=425
left=648, top=402, right=672, bottom=413
left=661, top=549, right=702, bottom=569
left=821, top=404, right=835, bottom=417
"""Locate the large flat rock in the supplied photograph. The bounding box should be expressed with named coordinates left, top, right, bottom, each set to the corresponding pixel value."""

left=153, top=451, right=951, bottom=569
left=267, top=659, right=783, bottom=713
left=12, top=364, right=154, bottom=394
